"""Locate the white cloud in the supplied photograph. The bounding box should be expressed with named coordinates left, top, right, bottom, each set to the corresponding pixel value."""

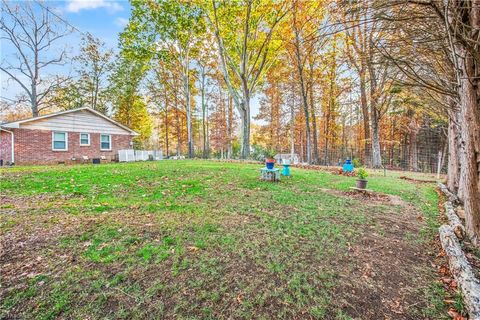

left=114, top=17, right=129, bottom=27
left=65, top=0, right=123, bottom=14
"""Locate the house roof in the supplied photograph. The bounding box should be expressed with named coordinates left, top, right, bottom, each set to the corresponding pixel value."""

left=0, top=107, right=139, bottom=136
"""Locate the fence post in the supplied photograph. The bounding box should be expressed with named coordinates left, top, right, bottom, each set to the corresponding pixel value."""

left=437, top=150, right=442, bottom=180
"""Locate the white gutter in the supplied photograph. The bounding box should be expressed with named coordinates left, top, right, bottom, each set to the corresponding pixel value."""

left=0, top=127, right=14, bottom=164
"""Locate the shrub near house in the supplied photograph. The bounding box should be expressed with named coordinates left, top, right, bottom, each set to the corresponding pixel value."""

left=0, top=107, right=138, bottom=165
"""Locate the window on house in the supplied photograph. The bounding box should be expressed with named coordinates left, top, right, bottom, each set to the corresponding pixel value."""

left=52, top=132, right=68, bottom=151
left=80, top=133, right=90, bottom=146
left=100, top=134, right=111, bottom=150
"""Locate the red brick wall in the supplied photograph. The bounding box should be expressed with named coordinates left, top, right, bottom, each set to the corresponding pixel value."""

left=11, top=128, right=134, bottom=165
left=0, top=130, right=13, bottom=164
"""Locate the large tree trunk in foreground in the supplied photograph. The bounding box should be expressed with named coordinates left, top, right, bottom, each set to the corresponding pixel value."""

left=457, top=47, right=480, bottom=244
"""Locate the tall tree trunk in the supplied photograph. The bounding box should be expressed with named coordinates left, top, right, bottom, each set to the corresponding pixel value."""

left=298, top=76, right=311, bottom=164
left=293, top=23, right=311, bottom=164
left=175, top=107, right=181, bottom=157
left=184, top=69, right=193, bottom=158
left=368, top=51, right=382, bottom=168
left=457, top=45, right=480, bottom=243
left=239, top=101, right=250, bottom=159
left=371, top=107, right=382, bottom=168
left=31, top=82, right=38, bottom=117
left=93, top=76, right=99, bottom=111
left=227, top=94, right=233, bottom=159
left=447, top=102, right=460, bottom=193
left=290, top=81, right=296, bottom=161
left=389, top=118, right=395, bottom=166
left=164, top=106, right=169, bottom=158
left=201, top=67, right=208, bottom=159
left=174, top=83, right=182, bottom=156
left=270, top=89, right=275, bottom=147
left=309, top=83, right=319, bottom=164
left=239, top=78, right=250, bottom=159
left=409, top=117, right=419, bottom=171
left=273, top=82, right=281, bottom=150
left=308, top=61, right=319, bottom=164
left=359, top=68, right=370, bottom=162
left=206, top=105, right=210, bottom=156
left=324, top=103, right=330, bottom=165
left=409, top=132, right=418, bottom=171
left=299, top=84, right=311, bottom=164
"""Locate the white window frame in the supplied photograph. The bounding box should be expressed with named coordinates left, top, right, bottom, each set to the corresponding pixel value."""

left=100, top=134, right=112, bottom=151
left=79, top=133, right=90, bottom=146
left=52, top=131, right=68, bottom=151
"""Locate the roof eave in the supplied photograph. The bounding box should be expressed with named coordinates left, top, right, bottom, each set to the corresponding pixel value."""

left=1, top=123, right=20, bottom=128
left=1, top=107, right=138, bottom=135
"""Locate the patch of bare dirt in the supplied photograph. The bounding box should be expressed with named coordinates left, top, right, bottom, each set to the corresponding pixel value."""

left=318, top=188, right=462, bottom=319
left=399, top=176, right=437, bottom=184
left=320, top=188, right=409, bottom=208
left=0, top=194, right=82, bottom=213
left=328, top=206, right=437, bottom=319
left=1, top=212, right=86, bottom=294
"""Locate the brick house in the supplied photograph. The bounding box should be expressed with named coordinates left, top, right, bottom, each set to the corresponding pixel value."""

left=0, top=107, right=138, bottom=165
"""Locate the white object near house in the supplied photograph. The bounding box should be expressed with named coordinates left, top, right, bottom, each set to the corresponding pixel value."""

left=274, top=153, right=300, bottom=165
left=135, top=150, right=149, bottom=161
left=118, top=149, right=163, bottom=162
left=118, top=150, right=134, bottom=162
left=152, top=151, right=162, bottom=160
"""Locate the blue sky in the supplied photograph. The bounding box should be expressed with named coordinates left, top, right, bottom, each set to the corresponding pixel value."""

left=1, top=0, right=131, bottom=102
left=58, top=0, right=131, bottom=49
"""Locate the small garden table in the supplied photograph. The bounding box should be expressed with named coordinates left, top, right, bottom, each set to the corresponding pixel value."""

left=260, top=167, right=280, bottom=182
left=281, top=163, right=291, bottom=176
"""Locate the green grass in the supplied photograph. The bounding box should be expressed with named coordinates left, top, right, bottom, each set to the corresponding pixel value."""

left=0, top=160, right=448, bottom=319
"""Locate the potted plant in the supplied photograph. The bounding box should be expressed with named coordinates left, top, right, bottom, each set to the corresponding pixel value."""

left=264, top=149, right=276, bottom=170
left=356, top=168, right=369, bottom=189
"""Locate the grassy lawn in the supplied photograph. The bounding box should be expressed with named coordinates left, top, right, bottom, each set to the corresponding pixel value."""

left=0, top=160, right=450, bottom=319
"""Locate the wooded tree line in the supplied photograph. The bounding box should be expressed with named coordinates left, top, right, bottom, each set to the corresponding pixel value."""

left=1, top=1, right=479, bottom=241
left=355, top=0, right=479, bottom=244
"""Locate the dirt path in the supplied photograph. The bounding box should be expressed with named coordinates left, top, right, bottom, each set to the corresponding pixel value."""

left=326, top=191, right=443, bottom=319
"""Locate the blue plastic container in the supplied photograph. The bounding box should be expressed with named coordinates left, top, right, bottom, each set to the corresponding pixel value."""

left=342, top=159, right=354, bottom=172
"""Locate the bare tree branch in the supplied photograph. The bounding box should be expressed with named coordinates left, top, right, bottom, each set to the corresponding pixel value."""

left=0, top=0, right=72, bottom=117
